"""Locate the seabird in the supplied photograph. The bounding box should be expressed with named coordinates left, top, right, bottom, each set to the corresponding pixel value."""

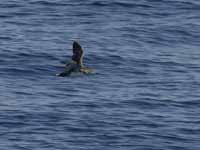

left=57, top=41, right=92, bottom=77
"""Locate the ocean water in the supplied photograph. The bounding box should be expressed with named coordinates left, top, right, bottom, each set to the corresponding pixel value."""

left=0, top=0, right=200, bottom=149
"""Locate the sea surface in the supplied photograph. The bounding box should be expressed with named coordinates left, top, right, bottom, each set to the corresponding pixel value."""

left=0, top=0, right=200, bottom=149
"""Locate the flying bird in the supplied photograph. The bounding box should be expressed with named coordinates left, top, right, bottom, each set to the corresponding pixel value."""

left=57, top=41, right=92, bottom=77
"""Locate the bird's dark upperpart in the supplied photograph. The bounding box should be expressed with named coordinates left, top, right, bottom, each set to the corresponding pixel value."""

left=72, top=41, right=83, bottom=66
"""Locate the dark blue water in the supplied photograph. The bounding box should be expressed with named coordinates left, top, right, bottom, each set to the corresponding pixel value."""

left=0, top=0, right=200, bottom=149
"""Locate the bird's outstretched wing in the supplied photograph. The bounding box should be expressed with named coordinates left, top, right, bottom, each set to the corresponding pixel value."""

left=72, top=41, right=83, bottom=65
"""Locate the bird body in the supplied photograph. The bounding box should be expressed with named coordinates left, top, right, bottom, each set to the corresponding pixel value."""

left=57, top=41, right=92, bottom=77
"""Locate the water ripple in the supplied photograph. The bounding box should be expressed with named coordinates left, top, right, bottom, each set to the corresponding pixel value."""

left=0, top=0, right=200, bottom=149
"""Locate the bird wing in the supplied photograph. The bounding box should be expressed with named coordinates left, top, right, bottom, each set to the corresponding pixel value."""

left=72, top=41, right=83, bottom=64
